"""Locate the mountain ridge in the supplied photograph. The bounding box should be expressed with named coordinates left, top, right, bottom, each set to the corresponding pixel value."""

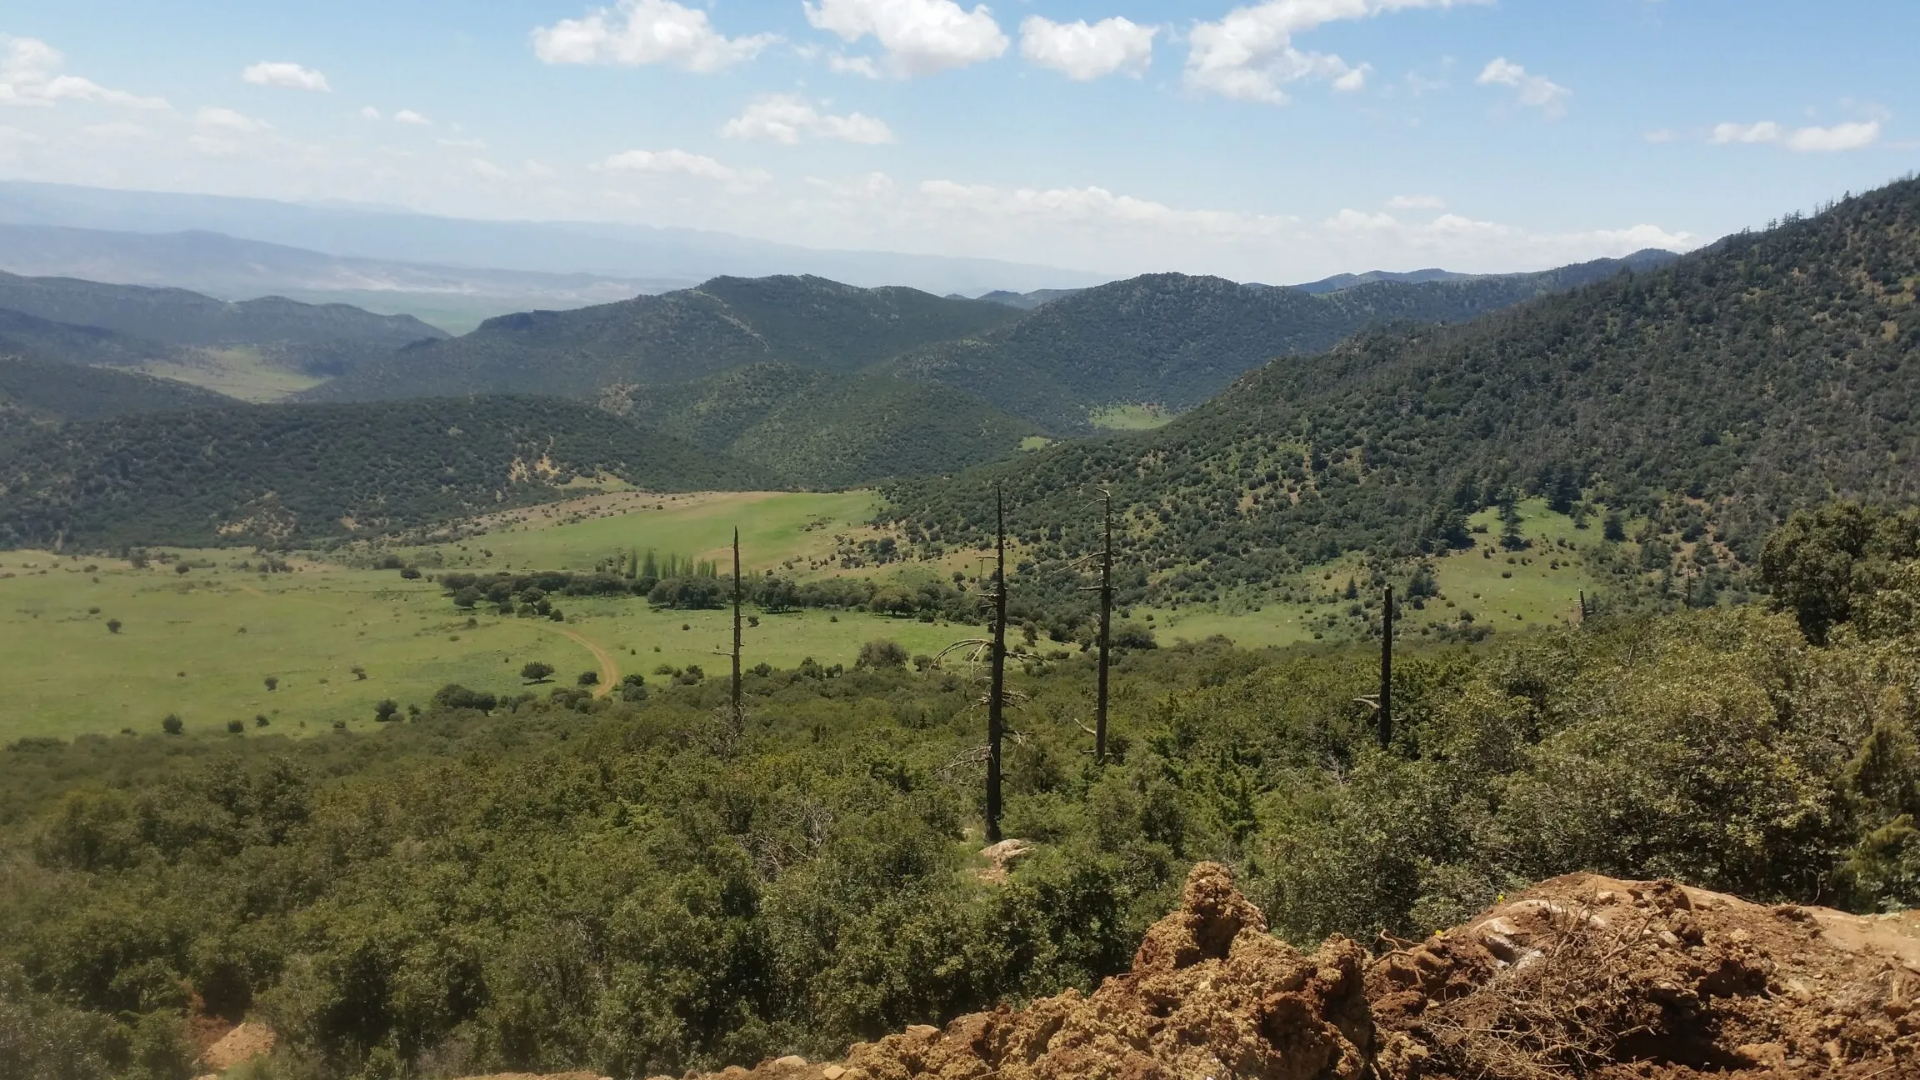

left=880, top=178, right=1920, bottom=601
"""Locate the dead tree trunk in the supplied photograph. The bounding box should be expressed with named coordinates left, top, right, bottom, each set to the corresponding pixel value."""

left=1096, top=492, right=1113, bottom=763
left=731, top=527, right=743, bottom=734
left=987, top=484, right=1008, bottom=843
left=1379, top=584, right=1393, bottom=751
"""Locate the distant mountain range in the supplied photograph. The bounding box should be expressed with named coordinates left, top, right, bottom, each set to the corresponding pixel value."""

left=1288, top=267, right=1479, bottom=294
left=0, top=181, right=1109, bottom=302
left=0, top=269, right=444, bottom=381
left=0, top=224, right=671, bottom=332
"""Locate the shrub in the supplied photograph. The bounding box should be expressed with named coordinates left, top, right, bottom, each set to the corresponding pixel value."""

left=857, top=639, right=910, bottom=670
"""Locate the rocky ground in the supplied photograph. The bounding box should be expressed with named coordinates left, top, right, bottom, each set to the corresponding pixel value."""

left=204, top=863, right=1920, bottom=1079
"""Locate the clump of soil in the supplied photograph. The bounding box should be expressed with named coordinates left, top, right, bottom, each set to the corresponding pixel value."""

left=1369, top=873, right=1920, bottom=1079
left=844, top=861, right=1374, bottom=1080
left=196, top=1019, right=277, bottom=1074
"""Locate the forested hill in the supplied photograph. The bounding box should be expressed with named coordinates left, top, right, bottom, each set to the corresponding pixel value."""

left=0, top=355, right=231, bottom=425
left=883, top=178, right=1920, bottom=593
left=603, top=362, right=1041, bottom=490
left=305, top=275, right=1022, bottom=401
left=0, top=271, right=447, bottom=376
left=0, top=271, right=444, bottom=348
left=0, top=397, right=780, bottom=548
left=879, top=251, right=1677, bottom=432
left=0, top=306, right=174, bottom=368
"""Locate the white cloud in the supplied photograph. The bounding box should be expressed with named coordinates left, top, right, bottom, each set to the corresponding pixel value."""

left=242, top=62, right=331, bottom=92
left=1711, top=118, right=1880, bottom=153
left=532, top=0, right=777, bottom=72
left=804, top=0, right=1009, bottom=77
left=919, top=179, right=1293, bottom=237
left=1336, top=64, right=1375, bottom=92
left=1476, top=57, right=1569, bottom=115
left=393, top=109, right=430, bottom=126
left=1019, top=16, right=1156, bottom=81
left=806, top=170, right=898, bottom=199
left=828, top=53, right=882, bottom=78
left=195, top=106, right=271, bottom=133
left=438, top=136, right=488, bottom=149
left=359, top=106, right=382, bottom=121
left=1387, top=193, right=1445, bottom=210
left=1185, top=0, right=1487, bottom=104
left=1320, top=206, right=1701, bottom=263
left=721, top=94, right=894, bottom=145
left=598, top=147, right=770, bottom=191
left=1644, top=128, right=1678, bottom=144
left=0, top=36, right=169, bottom=110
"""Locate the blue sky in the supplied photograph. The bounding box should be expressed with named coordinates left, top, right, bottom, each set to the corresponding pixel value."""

left=1, top=0, right=1915, bottom=281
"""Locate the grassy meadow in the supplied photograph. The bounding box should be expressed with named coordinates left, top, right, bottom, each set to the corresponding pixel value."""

left=0, top=492, right=1604, bottom=742
left=124, top=347, right=326, bottom=402
left=1088, top=403, right=1176, bottom=430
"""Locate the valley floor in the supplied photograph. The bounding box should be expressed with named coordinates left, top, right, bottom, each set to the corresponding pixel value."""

left=0, top=493, right=1603, bottom=742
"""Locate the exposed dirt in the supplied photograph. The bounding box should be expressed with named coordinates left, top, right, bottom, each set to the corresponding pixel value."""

left=197, top=1020, right=276, bottom=1072
left=1369, top=873, right=1920, bottom=1079
left=459, top=864, right=1920, bottom=1080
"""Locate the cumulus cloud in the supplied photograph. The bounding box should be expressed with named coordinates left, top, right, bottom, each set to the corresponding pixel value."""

left=1710, top=119, right=1880, bottom=153
left=242, top=62, right=331, bottom=92
left=393, top=109, right=430, bottom=126
left=1320, top=205, right=1700, bottom=263
left=919, top=178, right=1293, bottom=237
left=194, top=106, right=271, bottom=132
left=0, top=36, right=169, bottom=110
left=1020, top=16, right=1156, bottom=81
left=1476, top=58, right=1569, bottom=115
left=598, top=147, right=770, bottom=191
left=359, top=106, right=381, bottom=121
left=532, top=0, right=777, bottom=72
left=828, top=53, right=882, bottom=78
left=804, top=0, right=1009, bottom=77
left=806, top=170, right=898, bottom=199
left=721, top=94, right=894, bottom=145
left=1386, top=193, right=1445, bottom=210
left=1185, top=0, right=1487, bottom=104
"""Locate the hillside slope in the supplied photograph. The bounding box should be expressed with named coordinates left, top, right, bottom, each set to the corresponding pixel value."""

left=881, top=252, right=1677, bottom=432
left=0, top=271, right=446, bottom=375
left=299, top=275, right=1023, bottom=401
left=603, top=362, right=1042, bottom=489
left=0, top=306, right=174, bottom=368
left=884, top=180, right=1920, bottom=594
left=0, top=397, right=779, bottom=548
left=0, top=355, right=232, bottom=422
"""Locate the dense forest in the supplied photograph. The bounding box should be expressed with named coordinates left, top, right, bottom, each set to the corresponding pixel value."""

left=0, top=307, right=176, bottom=369
left=886, top=177, right=1920, bottom=602
left=306, top=276, right=1022, bottom=402
left=2, top=504, right=1918, bottom=1080
left=0, top=355, right=231, bottom=424
left=0, top=397, right=779, bottom=549
left=603, top=362, right=1040, bottom=489
left=881, top=252, right=1676, bottom=433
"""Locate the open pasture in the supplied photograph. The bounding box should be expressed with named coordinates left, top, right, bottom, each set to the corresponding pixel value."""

left=0, top=545, right=969, bottom=742
left=0, top=495, right=1602, bottom=742
left=395, top=490, right=883, bottom=575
